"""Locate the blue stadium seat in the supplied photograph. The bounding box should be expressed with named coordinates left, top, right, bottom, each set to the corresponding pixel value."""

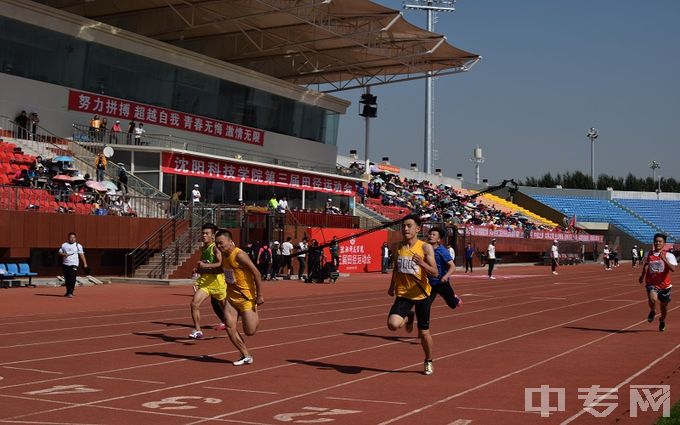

left=615, top=199, right=680, bottom=241
left=531, top=195, right=658, bottom=243
left=5, top=263, right=37, bottom=287
left=0, top=263, right=16, bottom=287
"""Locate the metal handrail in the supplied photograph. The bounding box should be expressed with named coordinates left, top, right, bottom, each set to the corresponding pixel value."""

left=71, top=122, right=343, bottom=175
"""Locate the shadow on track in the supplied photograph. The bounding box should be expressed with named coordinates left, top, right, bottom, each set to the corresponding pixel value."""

left=152, top=321, right=215, bottom=329
left=343, top=332, right=419, bottom=345
left=563, top=326, right=655, bottom=334
left=134, top=331, right=219, bottom=344
left=287, top=359, right=418, bottom=375
left=136, top=351, right=231, bottom=363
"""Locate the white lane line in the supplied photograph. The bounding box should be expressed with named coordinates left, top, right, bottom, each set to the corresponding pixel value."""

left=325, top=396, right=406, bottom=405
left=457, top=406, right=541, bottom=415
left=601, top=299, right=638, bottom=302
left=2, top=287, right=641, bottom=424
left=3, top=367, right=63, bottom=375
left=96, top=376, right=165, bottom=384
left=530, top=297, right=566, bottom=300
left=376, top=304, right=680, bottom=425
left=559, top=342, right=680, bottom=424
left=203, top=386, right=278, bottom=395
left=0, top=281, right=629, bottom=392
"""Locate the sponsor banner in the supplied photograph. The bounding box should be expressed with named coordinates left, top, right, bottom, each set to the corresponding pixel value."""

left=377, top=163, right=401, bottom=174
left=309, top=227, right=387, bottom=273
left=161, top=152, right=355, bottom=196
left=465, top=225, right=603, bottom=242
left=68, top=89, right=264, bottom=146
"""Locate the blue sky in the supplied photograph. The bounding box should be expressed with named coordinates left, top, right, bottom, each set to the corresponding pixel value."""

left=334, top=0, right=680, bottom=184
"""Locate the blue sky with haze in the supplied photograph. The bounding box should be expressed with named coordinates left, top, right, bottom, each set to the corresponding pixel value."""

left=333, top=0, right=680, bottom=183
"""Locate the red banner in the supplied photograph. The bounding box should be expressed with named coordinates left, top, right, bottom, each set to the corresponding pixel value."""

left=161, top=152, right=355, bottom=196
left=465, top=225, right=603, bottom=242
left=309, top=227, right=387, bottom=273
left=68, top=89, right=264, bottom=146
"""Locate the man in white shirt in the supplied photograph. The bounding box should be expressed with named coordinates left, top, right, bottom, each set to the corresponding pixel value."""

left=191, top=184, right=201, bottom=205
left=296, top=237, right=308, bottom=280
left=487, top=239, right=497, bottom=280
left=603, top=244, right=611, bottom=270
left=59, top=232, right=88, bottom=297
left=133, top=123, right=146, bottom=145
left=281, top=237, right=294, bottom=278
left=277, top=197, right=288, bottom=214
left=631, top=245, right=639, bottom=268
left=551, top=240, right=559, bottom=275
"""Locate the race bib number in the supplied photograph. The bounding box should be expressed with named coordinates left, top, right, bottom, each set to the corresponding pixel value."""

left=224, top=269, right=234, bottom=284
left=649, top=259, right=665, bottom=274
left=396, top=255, right=420, bottom=276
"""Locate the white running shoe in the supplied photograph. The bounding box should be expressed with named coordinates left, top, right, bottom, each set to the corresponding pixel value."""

left=423, top=360, right=434, bottom=375
left=189, top=330, right=203, bottom=339
left=233, top=355, right=253, bottom=366
left=489, top=276, right=496, bottom=280
left=552, top=271, right=558, bottom=275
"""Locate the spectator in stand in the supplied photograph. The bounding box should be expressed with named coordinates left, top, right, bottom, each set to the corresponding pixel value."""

left=117, top=163, right=128, bottom=194
left=268, top=194, right=278, bottom=212
left=99, top=118, right=108, bottom=142
left=95, top=152, right=107, bottom=182
left=127, top=121, right=135, bottom=145
left=280, top=236, right=294, bottom=278
left=170, top=190, right=182, bottom=216
left=134, top=123, right=145, bottom=145
left=29, top=112, right=39, bottom=140
left=122, top=197, right=135, bottom=216
left=381, top=241, right=390, bottom=273
left=487, top=239, right=497, bottom=280
left=358, top=184, right=366, bottom=204
left=464, top=243, right=474, bottom=273
left=110, top=120, right=122, bottom=144
left=276, top=196, right=288, bottom=214
left=191, top=184, right=201, bottom=205
left=14, top=110, right=29, bottom=139
left=296, top=237, right=308, bottom=280
left=89, top=115, right=101, bottom=141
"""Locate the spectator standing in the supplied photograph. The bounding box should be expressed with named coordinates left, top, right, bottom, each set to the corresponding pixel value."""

left=127, top=121, right=135, bottom=145
left=117, top=163, right=128, bottom=194
left=95, top=153, right=107, bottom=182
left=603, top=244, right=611, bottom=270
left=281, top=237, right=294, bottom=278
left=170, top=190, right=182, bottom=216
left=110, top=120, right=122, bottom=144
left=89, top=115, right=101, bottom=141
left=277, top=196, right=288, bottom=214
left=329, top=236, right=340, bottom=270
left=58, top=232, right=88, bottom=298
left=257, top=244, right=272, bottom=280
left=29, top=112, right=39, bottom=140
left=271, top=241, right=281, bottom=280
left=551, top=240, right=559, bottom=275
left=381, top=241, right=390, bottom=273
left=134, top=123, right=145, bottom=145
left=305, top=239, right=322, bottom=283
left=14, top=110, right=29, bottom=139
left=487, top=239, right=497, bottom=280
left=447, top=241, right=456, bottom=264
left=464, top=243, right=474, bottom=273
left=297, top=237, right=308, bottom=280
left=191, top=184, right=201, bottom=205
left=268, top=194, right=278, bottom=212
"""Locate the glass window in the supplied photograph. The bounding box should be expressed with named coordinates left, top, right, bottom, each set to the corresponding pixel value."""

left=133, top=151, right=160, bottom=172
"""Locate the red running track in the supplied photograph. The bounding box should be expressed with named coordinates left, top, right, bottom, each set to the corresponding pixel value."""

left=0, top=263, right=678, bottom=425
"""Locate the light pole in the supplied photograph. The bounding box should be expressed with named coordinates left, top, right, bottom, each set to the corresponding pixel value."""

left=649, top=160, right=660, bottom=185
left=586, top=127, right=598, bottom=187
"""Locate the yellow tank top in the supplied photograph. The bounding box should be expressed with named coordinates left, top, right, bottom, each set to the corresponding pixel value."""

left=222, top=247, right=256, bottom=299
left=393, top=239, right=431, bottom=300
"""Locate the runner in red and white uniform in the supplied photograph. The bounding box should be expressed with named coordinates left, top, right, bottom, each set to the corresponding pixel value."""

left=638, top=233, right=677, bottom=332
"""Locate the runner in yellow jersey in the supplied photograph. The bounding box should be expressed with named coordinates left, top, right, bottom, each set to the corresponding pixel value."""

left=387, top=214, right=439, bottom=375
left=215, top=229, right=264, bottom=366
left=189, top=223, right=226, bottom=339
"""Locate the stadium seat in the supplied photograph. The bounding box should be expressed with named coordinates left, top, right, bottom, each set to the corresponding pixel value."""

left=0, top=264, right=16, bottom=287
left=17, top=263, right=38, bottom=286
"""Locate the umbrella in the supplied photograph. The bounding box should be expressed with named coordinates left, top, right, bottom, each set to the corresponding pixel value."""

left=383, top=190, right=397, bottom=197
left=372, top=177, right=384, bottom=184
left=52, top=174, right=82, bottom=182
left=85, top=181, right=108, bottom=191
left=102, top=181, right=119, bottom=192
left=52, top=156, right=74, bottom=163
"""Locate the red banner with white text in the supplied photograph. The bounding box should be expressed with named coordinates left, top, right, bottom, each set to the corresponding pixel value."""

left=68, top=89, right=264, bottom=146
left=309, top=227, right=387, bottom=273
left=161, top=152, right=355, bottom=196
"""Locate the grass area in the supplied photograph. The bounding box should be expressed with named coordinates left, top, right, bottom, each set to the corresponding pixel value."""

left=656, top=399, right=680, bottom=424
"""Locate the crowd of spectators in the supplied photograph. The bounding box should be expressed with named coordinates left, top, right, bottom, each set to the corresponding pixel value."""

left=361, top=171, right=572, bottom=233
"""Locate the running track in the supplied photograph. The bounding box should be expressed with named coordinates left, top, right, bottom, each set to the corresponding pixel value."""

left=0, top=264, right=677, bottom=425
